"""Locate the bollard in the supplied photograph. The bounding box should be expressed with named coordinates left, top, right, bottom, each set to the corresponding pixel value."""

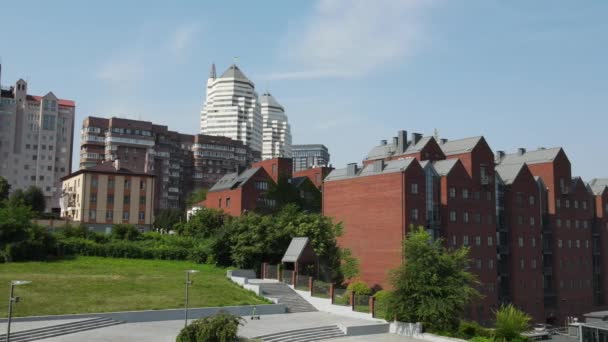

left=308, top=277, right=313, bottom=294
left=350, top=291, right=355, bottom=311
left=291, top=271, right=296, bottom=286
left=370, top=296, right=376, bottom=317
left=330, top=283, right=335, bottom=304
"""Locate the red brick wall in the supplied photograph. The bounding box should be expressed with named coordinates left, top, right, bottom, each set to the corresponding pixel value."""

left=293, top=167, right=333, bottom=189
left=252, top=158, right=293, bottom=183
left=596, top=191, right=608, bottom=305
left=205, top=188, right=243, bottom=216
left=323, top=163, right=426, bottom=289
left=503, top=165, right=545, bottom=322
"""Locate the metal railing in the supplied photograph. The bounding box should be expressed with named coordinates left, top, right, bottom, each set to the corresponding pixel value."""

left=312, top=281, right=330, bottom=299
left=354, top=294, right=371, bottom=313
left=295, top=275, right=310, bottom=291
left=332, top=288, right=349, bottom=306
left=266, top=265, right=278, bottom=279
left=282, top=270, right=294, bottom=285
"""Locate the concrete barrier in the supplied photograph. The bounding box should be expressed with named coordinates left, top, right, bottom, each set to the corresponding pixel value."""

left=0, top=304, right=287, bottom=324
left=227, top=269, right=257, bottom=279
left=339, top=322, right=390, bottom=336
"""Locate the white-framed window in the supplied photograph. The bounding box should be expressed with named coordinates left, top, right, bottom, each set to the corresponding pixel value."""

left=557, top=199, right=561, bottom=208
left=565, top=200, right=570, bottom=208
left=475, top=236, right=481, bottom=246
left=489, top=259, right=494, bottom=269
left=462, top=189, right=469, bottom=199
left=574, top=200, right=579, bottom=209
left=450, top=210, right=457, bottom=222
left=449, top=187, right=456, bottom=198
left=529, top=217, right=535, bottom=226
left=410, top=183, right=419, bottom=194
left=518, top=237, right=524, bottom=247
left=452, top=235, right=457, bottom=246
left=531, top=237, right=536, bottom=247
left=586, top=240, right=590, bottom=248
left=529, top=195, right=535, bottom=205
left=520, top=259, right=525, bottom=270
left=487, top=236, right=493, bottom=246
left=476, top=259, right=482, bottom=269
left=568, top=240, right=572, bottom=248
left=463, top=235, right=469, bottom=246
left=411, top=208, right=419, bottom=221
left=575, top=220, right=580, bottom=229
left=576, top=240, right=580, bottom=248
left=463, top=212, right=470, bottom=223
left=531, top=259, right=537, bottom=269
left=566, top=220, right=571, bottom=228
left=558, top=239, right=563, bottom=248
left=583, top=221, right=588, bottom=229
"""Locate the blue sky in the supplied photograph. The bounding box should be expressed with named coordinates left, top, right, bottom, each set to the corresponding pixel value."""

left=1, top=1, right=606, bottom=180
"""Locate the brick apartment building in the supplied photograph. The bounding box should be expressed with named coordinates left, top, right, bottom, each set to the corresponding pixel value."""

left=204, top=158, right=320, bottom=216
left=80, top=116, right=259, bottom=211
left=324, top=130, right=607, bottom=324
left=293, top=166, right=334, bottom=190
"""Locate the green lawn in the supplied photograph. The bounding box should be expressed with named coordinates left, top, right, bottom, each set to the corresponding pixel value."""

left=0, top=256, right=269, bottom=318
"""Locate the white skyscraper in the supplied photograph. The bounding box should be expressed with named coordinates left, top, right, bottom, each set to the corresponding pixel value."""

left=200, top=64, right=263, bottom=153
left=260, top=92, right=292, bottom=160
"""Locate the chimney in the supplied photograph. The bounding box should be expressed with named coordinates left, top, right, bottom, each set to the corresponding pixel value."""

left=392, top=137, right=398, bottom=147
left=517, top=148, right=526, bottom=156
left=397, top=130, right=407, bottom=153
left=440, top=138, right=448, bottom=145
left=380, top=139, right=387, bottom=146
left=236, top=165, right=246, bottom=174
left=411, top=132, right=423, bottom=145
left=346, top=163, right=358, bottom=176
left=495, top=151, right=506, bottom=162
left=113, top=159, right=121, bottom=171
left=373, top=159, right=384, bottom=172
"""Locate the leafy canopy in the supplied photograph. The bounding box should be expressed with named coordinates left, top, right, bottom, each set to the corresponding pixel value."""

left=387, top=227, right=480, bottom=331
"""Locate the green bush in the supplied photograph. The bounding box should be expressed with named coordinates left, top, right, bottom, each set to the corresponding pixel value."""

left=60, top=223, right=90, bottom=239
left=176, top=311, right=244, bottom=342
left=347, top=280, right=372, bottom=295
left=111, top=224, right=141, bottom=241
left=494, top=304, right=531, bottom=341
left=373, top=290, right=392, bottom=319
left=469, top=337, right=494, bottom=342
left=458, top=320, right=493, bottom=339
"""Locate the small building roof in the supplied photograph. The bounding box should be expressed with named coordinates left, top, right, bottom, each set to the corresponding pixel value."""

left=498, top=147, right=562, bottom=166
left=61, top=162, right=154, bottom=181
left=326, top=158, right=417, bottom=182
left=495, top=163, right=526, bottom=185
left=282, top=237, right=313, bottom=263
left=440, top=136, right=483, bottom=156
left=260, top=92, right=284, bottom=110
left=220, top=64, right=251, bottom=81
left=588, top=179, right=608, bottom=196
left=209, top=167, right=261, bottom=192
left=365, top=135, right=436, bottom=160
left=432, top=159, right=459, bottom=176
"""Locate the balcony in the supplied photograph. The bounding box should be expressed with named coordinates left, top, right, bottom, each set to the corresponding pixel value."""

left=498, top=245, right=509, bottom=255
left=543, top=267, right=553, bottom=275
left=542, top=244, right=552, bottom=254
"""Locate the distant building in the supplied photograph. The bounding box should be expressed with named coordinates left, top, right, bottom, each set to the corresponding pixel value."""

left=200, top=64, right=263, bottom=153
left=60, top=160, right=155, bottom=233
left=0, top=67, right=75, bottom=212
left=292, top=144, right=330, bottom=172
left=260, top=92, right=291, bottom=160
left=79, top=116, right=259, bottom=211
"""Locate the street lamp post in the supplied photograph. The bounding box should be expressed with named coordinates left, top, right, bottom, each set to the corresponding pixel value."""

left=184, top=270, right=199, bottom=328
left=6, top=280, right=32, bottom=342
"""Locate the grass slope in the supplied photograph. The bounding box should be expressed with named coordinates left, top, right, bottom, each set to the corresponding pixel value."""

left=0, top=257, right=268, bottom=318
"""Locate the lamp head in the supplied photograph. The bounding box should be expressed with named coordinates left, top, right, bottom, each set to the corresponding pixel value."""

left=11, top=280, right=32, bottom=286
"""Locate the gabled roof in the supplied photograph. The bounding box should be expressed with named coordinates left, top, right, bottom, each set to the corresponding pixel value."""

left=588, top=179, right=608, bottom=196
left=495, top=163, right=526, bottom=185
left=432, top=159, right=459, bottom=176
left=498, top=147, right=562, bottom=166
left=440, top=136, right=483, bottom=156
left=326, top=158, right=417, bottom=182
left=220, top=64, right=251, bottom=81
left=209, top=167, right=261, bottom=192
left=289, top=176, right=308, bottom=188
left=365, top=136, right=438, bottom=160
left=282, top=237, right=312, bottom=263
left=570, top=177, right=589, bottom=194
left=61, top=162, right=153, bottom=181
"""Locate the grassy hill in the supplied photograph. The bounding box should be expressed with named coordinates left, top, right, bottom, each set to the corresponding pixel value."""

left=0, top=256, right=269, bottom=318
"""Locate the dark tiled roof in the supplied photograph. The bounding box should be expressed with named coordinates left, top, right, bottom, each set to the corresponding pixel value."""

left=495, top=163, right=525, bottom=185
left=498, top=147, right=562, bottom=166
left=209, top=167, right=261, bottom=192
left=588, top=179, right=608, bottom=195
left=326, top=158, right=417, bottom=182
left=440, top=136, right=483, bottom=156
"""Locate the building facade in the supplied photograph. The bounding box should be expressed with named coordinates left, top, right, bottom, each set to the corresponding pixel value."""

left=323, top=129, right=607, bottom=325
left=200, top=64, right=263, bottom=153
left=260, top=92, right=291, bottom=160
left=60, top=161, right=155, bottom=232
left=0, top=71, right=75, bottom=212
left=292, top=144, right=330, bottom=172
left=80, top=116, right=259, bottom=211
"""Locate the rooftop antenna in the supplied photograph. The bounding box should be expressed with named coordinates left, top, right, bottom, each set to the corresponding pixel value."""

left=233, top=56, right=239, bottom=65
left=434, top=128, right=439, bottom=140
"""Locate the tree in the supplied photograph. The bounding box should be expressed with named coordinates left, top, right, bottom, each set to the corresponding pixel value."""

left=186, top=188, right=208, bottom=208
left=0, top=202, right=55, bottom=262
left=339, top=248, right=360, bottom=282
left=0, top=176, right=10, bottom=202
left=176, top=208, right=226, bottom=238
left=153, top=208, right=185, bottom=231
left=264, top=176, right=302, bottom=213
left=24, top=186, right=46, bottom=213
left=387, top=227, right=479, bottom=331
left=494, top=304, right=531, bottom=341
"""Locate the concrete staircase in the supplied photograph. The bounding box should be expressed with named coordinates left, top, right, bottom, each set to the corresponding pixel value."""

left=260, top=283, right=317, bottom=313
left=0, top=317, right=123, bottom=342
left=254, top=325, right=345, bottom=342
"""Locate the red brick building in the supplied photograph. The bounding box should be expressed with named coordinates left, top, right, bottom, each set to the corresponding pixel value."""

left=293, top=166, right=334, bottom=190
left=324, top=130, right=607, bottom=324
left=323, top=159, right=426, bottom=288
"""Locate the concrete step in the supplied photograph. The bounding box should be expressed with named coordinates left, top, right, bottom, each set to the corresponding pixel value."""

left=255, top=325, right=345, bottom=342
left=260, top=283, right=317, bottom=313
left=0, top=317, right=123, bottom=342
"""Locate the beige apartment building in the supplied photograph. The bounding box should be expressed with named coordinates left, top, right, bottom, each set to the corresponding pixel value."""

left=61, top=160, right=155, bottom=232
left=0, top=67, right=76, bottom=212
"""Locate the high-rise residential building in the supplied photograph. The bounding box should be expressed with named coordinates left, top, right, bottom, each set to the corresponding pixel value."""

left=200, top=63, right=263, bottom=153
left=80, top=116, right=259, bottom=211
left=292, top=144, right=330, bottom=172
left=0, top=68, right=75, bottom=212
left=260, top=92, right=291, bottom=160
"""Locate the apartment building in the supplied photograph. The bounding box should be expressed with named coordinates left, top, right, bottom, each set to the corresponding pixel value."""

left=60, top=160, right=155, bottom=232
left=292, top=144, right=330, bottom=172
left=0, top=70, right=75, bottom=212
left=80, top=116, right=259, bottom=211
left=292, top=166, right=334, bottom=190
left=323, top=129, right=606, bottom=325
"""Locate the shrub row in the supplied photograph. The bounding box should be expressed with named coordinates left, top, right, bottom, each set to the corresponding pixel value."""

left=57, top=238, right=213, bottom=263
